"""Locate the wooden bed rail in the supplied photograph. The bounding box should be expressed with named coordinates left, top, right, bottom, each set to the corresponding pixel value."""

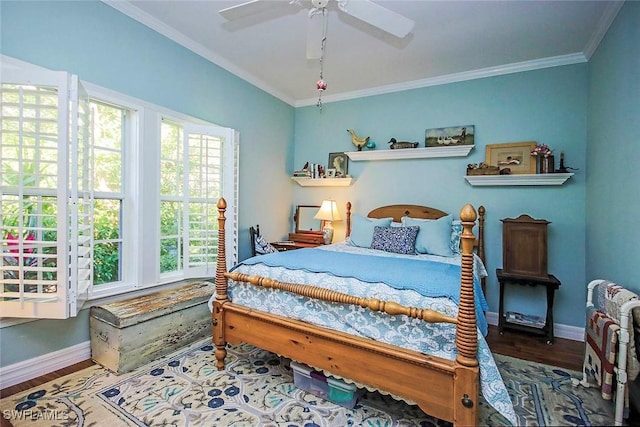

left=224, top=271, right=458, bottom=325
left=213, top=198, right=480, bottom=425
left=214, top=198, right=479, bottom=367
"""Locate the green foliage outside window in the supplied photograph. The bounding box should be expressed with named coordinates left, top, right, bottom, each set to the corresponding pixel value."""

left=92, top=200, right=120, bottom=285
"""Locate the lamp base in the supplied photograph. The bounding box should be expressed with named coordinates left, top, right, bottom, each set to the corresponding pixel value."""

left=322, top=224, right=334, bottom=244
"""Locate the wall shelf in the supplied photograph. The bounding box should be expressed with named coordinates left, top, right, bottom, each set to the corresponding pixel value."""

left=345, top=145, right=474, bottom=161
left=464, top=173, right=574, bottom=186
left=291, top=177, right=354, bottom=187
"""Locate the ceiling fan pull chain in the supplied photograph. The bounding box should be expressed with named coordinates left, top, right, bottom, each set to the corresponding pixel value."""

left=316, top=7, right=328, bottom=111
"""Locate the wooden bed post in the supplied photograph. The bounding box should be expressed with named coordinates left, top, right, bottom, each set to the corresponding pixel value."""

left=477, top=206, right=486, bottom=295
left=345, top=201, right=352, bottom=237
left=213, top=197, right=228, bottom=370
left=453, top=203, right=479, bottom=426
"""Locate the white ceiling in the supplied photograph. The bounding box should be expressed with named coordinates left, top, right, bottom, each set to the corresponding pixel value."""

left=106, top=0, right=622, bottom=107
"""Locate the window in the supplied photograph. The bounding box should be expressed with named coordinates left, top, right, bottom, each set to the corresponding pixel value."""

left=90, top=100, right=125, bottom=286
left=160, top=120, right=237, bottom=281
left=159, top=120, right=184, bottom=274
left=1, top=56, right=238, bottom=319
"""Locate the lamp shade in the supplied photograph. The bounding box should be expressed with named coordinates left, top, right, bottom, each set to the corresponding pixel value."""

left=314, top=200, right=341, bottom=222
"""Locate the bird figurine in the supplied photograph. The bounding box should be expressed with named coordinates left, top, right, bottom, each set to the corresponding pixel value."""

left=347, top=129, right=370, bottom=151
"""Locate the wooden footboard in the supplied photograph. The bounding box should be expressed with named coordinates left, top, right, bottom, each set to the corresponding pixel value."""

left=213, top=198, right=479, bottom=426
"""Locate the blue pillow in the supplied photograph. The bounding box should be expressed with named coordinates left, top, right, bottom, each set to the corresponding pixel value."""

left=450, top=219, right=462, bottom=255
left=370, top=226, right=419, bottom=255
left=348, top=214, right=393, bottom=248
left=402, top=215, right=454, bottom=257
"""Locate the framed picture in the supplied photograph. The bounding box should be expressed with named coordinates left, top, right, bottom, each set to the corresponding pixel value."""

left=485, top=141, right=537, bottom=174
left=326, top=168, right=336, bottom=178
left=328, top=152, right=348, bottom=177
left=425, top=125, right=474, bottom=147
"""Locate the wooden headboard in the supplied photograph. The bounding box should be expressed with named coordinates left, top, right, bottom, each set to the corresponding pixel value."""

left=368, top=204, right=449, bottom=222
left=344, top=203, right=483, bottom=234
left=343, top=202, right=486, bottom=293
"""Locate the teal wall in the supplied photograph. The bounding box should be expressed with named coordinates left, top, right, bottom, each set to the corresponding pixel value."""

left=1, top=0, right=638, bottom=367
left=586, top=1, right=640, bottom=291
left=294, top=65, right=589, bottom=327
left=0, top=0, right=295, bottom=366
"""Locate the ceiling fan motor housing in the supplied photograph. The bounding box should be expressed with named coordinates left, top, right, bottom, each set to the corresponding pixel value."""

left=311, top=0, right=330, bottom=9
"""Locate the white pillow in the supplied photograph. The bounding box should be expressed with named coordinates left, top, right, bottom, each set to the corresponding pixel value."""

left=254, top=235, right=278, bottom=255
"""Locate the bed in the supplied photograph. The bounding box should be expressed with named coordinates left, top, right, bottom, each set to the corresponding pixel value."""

left=211, top=199, right=516, bottom=426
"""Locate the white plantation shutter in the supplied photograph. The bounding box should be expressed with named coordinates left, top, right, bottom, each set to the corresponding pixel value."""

left=226, top=130, right=240, bottom=270
left=1, top=61, right=91, bottom=319
left=182, top=124, right=237, bottom=278
left=68, top=78, right=93, bottom=313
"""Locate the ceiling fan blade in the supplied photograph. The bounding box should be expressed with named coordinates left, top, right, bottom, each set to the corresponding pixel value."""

left=219, top=0, right=289, bottom=21
left=339, top=0, right=415, bottom=38
left=306, top=12, right=326, bottom=59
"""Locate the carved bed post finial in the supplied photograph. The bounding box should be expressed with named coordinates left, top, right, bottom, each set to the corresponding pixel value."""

left=346, top=201, right=352, bottom=238
left=456, top=203, right=478, bottom=367
left=214, top=197, right=228, bottom=369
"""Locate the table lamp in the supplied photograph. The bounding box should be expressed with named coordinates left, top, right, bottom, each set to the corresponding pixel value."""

left=314, top=199, right=341, bottom=244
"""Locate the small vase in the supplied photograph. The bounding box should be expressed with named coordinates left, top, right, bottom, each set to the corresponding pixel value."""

left=539, top=155, right=555, bottom=174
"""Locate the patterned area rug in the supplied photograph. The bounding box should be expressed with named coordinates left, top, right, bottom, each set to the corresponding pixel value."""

left=0, top=339, right=614, bottom=426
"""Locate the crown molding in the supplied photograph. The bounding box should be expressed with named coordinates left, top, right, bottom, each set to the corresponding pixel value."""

left=104, top=1, right=612, bottom=109
left=102, top=0, right=296, bottom=106
left=583, top=1, right=625, bottom=60
left=295, top=53, right=587, bottom=107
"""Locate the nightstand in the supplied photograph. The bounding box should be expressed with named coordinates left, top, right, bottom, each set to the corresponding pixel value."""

left=271, top=241, right=322, bottom=251
left=497, top=268, right=561, bottom=344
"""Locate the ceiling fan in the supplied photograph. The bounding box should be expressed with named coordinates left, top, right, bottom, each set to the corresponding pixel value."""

left=219, top=0, right=415, bottom=59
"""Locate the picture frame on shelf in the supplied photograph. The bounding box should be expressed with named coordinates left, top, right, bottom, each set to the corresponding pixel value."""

left=326, top=168, right=336, bottom=178
left=485, top=141, right=537, bottom=174
left=328, top=152, right=348, bottom=177
left=425, top=125, right=474, bottom=147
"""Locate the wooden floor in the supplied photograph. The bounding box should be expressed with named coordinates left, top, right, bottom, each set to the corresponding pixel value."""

left=0, top=324, right=585, bottom=401
left=485, top=324, right=585, bottom=372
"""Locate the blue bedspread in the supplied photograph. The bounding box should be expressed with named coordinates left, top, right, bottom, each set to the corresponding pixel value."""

left=235, top=247, right=489, bottom=335
left=219, top=244, right=516, bottom=424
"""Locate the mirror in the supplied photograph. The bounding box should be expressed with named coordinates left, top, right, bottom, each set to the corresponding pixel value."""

left=295, top=205, right=322, bottom=234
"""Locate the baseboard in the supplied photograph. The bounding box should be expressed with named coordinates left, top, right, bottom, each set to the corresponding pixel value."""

left=485, top=311, right=585, bottom=342
left=0, top=341, right=91, bottom=389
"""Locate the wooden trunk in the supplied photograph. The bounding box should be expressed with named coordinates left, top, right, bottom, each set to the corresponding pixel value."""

left=90, top=281, right=214, bottom=374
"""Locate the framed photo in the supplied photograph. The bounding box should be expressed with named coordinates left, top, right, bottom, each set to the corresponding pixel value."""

left=485, top=141, right=537, bottom=174
left=326, top=168, right=336, bottom=178
left=425, top=125, right=474, bottom=147
left=328, top=152, right=348, bottom=177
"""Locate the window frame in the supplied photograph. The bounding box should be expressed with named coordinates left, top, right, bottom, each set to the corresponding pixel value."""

left=84, top=82, right=238, bottom=301
left=1, top=55, right=238, bottom=320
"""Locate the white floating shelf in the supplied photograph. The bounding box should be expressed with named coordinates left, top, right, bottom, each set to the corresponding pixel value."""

left=464, top=173, right=574, bottom=186
left=291, top=177, right=354, bottom=187
left=346, top=145, right=474, bottom=161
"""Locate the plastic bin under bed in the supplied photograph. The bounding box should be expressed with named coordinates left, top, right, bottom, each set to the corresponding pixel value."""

left=291, top=361, right=361, bottom=409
